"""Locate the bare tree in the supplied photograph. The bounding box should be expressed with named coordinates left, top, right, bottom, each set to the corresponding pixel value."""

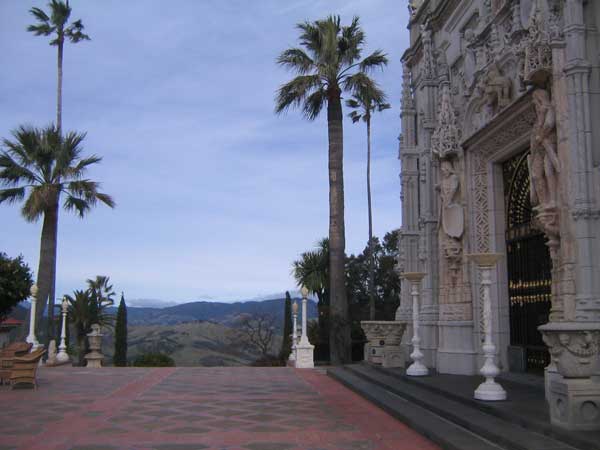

left=239, top=313, right=276, bottom=358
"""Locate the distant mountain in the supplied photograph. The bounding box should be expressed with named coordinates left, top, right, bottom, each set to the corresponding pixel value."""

left=106, top=297, right=318, bottom=330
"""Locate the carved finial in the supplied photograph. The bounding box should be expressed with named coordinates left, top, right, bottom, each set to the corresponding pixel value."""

left=401, top=63, right=414, bottom=110
left=420, top=21, right=436, bottom=81
left=522, top=0, right=553, bottom=85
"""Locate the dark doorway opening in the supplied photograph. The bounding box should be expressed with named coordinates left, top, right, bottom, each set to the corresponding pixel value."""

left=503, top=150, right=551, bottom=373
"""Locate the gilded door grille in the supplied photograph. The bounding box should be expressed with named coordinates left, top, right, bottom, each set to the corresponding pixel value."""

left=503, top=151, right=551, bottom=372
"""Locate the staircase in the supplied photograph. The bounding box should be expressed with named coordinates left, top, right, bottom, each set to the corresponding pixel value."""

left=328, top=364, right=599, bottom=450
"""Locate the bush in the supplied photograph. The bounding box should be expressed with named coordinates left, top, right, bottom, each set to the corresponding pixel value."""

left=133, top=352, right=175, bottom=367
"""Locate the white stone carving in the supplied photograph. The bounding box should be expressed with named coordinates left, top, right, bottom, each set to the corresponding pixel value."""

left=361, top=321, right=407, bottom=368
left=57, top=296, right=70, bottom=364
left=26, top=285, right=41, bottom=350
left=403, top=272, right=428, bottom=376
left=295, top=287, right=314, bottom=369
left=431, top=83, right=460, bottom=160
left=85, top=324, right=104, bottom=368
left=468, top=253, right=506, bottom=401
left=521, top=0, right=553, bottom=85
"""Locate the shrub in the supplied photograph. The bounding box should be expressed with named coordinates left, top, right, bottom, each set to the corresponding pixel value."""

left=133, top=352, right=175, bottom=367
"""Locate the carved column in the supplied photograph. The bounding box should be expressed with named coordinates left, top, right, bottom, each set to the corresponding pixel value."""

left=415, top=24, right=439, bottom=368
left=398, top=61, right=421, bottom=362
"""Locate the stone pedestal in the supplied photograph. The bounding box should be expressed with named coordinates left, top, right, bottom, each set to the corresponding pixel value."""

left=540, top=322, right=600, bottom=430
left=361, top=321, right=407, bottom=368
left=85, top=324, right=104, bottom=368
left=295, top=343, right=314, bottom=369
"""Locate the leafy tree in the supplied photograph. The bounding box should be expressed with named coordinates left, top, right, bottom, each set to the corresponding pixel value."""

left=0, top=253, right=33, bottom=321
left=113, top=293, right=128, bottom=367
left=27, top=0, right=90, bottom=134
left=279, top=291, right=293, bottom=361
left=346, top=87, right=390, bottom=320
left=0, top=125, right=115, bottom=339
left=66, top=288, right=114, bottom=366
left=276, top=16, right=387, bottom=364
left=292, top=238, right=329, bottom=348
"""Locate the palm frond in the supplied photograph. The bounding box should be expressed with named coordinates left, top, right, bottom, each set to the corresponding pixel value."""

left=348, top=110, right=362, bottom=123
left=63, top=195, right=91, bottom=218
left=27, top=23, right=54, bottom=36
left=0, top=187, right=26, bottom=205
left=339, top=16, right=364, bottom=66
left=275, top=75, right=322, bottom=115
left=95, top=192, right=115, bottom=208
left=0, top=152, right=40, bottom=186
left=297, top=20, right=322, bottom=58
left=49, top=0, right=71, bottom=28
left=302, top=88, right=326, bottom=120
left=21, top=185, right=55, bottom=222
left=28, top=7, right=50, bottom=23
left=65, top=19, right=90, bottom=42
left=359, top=50, right=388, bottom=73
left=276, top=48, right=314, bottom=74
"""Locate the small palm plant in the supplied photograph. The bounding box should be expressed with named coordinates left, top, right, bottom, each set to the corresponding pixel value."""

left=0, top=125, right=115, bottom=336
left=346, top=85, right=390, bottom=320
left=66, top=288, right=114, bottom=366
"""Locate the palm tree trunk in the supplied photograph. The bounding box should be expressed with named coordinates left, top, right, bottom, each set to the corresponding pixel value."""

left=367, top=116, right=376, bottom=320
left=327, top=88, right=350, bottom=365
left=56, top=38, right=63, bottom=133
left=35, top=190, right=60, bottom=342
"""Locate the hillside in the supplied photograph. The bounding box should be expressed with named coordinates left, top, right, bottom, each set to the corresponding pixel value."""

left=106, top=297, right=318, bottom=331
left=103, top=321, right=271, bottom=366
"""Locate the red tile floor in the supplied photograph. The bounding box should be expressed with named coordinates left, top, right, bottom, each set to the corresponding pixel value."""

left=0, top=366, right=440, bottom=450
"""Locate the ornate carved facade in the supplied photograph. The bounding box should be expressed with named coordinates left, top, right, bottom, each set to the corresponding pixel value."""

left=398, top=0, right=600, bottom=430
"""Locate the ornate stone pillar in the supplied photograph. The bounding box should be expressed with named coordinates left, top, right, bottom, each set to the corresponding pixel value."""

left=295, top=287, right=314, bottom=369
left=26, top=285, right=41, bottom=350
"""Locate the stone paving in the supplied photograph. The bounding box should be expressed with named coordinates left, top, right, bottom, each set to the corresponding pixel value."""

left=0, top=366, right=439, bottom=450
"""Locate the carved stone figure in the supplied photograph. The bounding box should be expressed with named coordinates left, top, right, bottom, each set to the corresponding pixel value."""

left=463, top=29, right=477, bottom=87
left=420, top=22, right=436, bottom=81
left=529, top=88, right=560, bottom=209
left=439, top=160, right=464, bottom=240
left=484, top=63, right=512, bottom=110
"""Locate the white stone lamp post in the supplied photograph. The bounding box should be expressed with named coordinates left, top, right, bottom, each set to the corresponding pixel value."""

left=295, top=286, right=314, bottom=369
left=468, top=253, right=506, bottom=401
left=289, top=300, right=298, bottom=362
left=403, top=272, right=428, bottom=376
left=56, top=296, right=70, bottom=364
left=26, top=284, right=41, bottom=350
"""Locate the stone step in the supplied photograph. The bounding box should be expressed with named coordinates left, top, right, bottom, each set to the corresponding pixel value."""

left=328, top=366, right=505, bottom=450
left=366, top=364, right=599, bottom=450
left=329, top=364, right=581, bottom=450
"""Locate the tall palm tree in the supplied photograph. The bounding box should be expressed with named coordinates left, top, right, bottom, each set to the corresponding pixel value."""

left=0, top=125, right=115, bottom=337
left=276, top=15, right=387, bottom=364
left=27, top=0, right=90, bottom=134
left=346, top=85, right=390, bottom=320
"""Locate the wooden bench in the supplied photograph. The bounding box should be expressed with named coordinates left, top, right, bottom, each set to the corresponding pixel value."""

left=0, top=342, right=32, bottom=385
left=9, top=347, right=46, bottom=389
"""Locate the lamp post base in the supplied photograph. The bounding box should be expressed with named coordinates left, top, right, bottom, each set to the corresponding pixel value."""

left=406, top=361, right=429, bottom=376
left=474, top=379, right=507, bottom=401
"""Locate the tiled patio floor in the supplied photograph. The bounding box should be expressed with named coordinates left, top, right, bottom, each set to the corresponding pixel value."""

left=0, top=366, right=439, bottom=450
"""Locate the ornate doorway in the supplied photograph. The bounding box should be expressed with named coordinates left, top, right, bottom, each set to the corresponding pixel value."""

left=503, top=151, right=552, bottom=372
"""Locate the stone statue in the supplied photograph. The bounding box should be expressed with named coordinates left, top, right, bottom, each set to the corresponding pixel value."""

left=528, top=88, right=560, bottom=209
left=46, top=339, right=57, bottom=366
left=484, top=62, right=512, bottom=110
left=463, top=29, right=477, bottom=87
left=439, top=160, right=464, bottom=239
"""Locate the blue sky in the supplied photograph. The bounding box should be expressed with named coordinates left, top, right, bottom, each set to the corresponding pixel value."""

left=0, top=1, right=410, bottom=306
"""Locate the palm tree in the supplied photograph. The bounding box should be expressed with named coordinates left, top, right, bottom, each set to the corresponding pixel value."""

left=87, top=275, right=116, bottom=308
left=292, top=238, right=329, bottom=353
left=27, top=0, right=90, bottom=134
left=66, top=289, right=113, bottom=366
left=346, top=85, right=390, bottom=320
left=0, top=125, right=115, bottom=338
left=276, top=16, right=387, bottom=364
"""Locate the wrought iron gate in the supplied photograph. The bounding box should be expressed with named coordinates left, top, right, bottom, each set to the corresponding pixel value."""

left=503, top=151, right=551, bottom=372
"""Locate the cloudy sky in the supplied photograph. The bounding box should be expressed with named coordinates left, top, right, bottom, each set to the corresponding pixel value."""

left=0, top=1, right=410, bottom=305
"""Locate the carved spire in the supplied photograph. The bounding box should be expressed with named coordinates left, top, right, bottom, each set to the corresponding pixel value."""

left=431, top=83, right=460, bottom=160
left=522, top=0, right=553, bottom=85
